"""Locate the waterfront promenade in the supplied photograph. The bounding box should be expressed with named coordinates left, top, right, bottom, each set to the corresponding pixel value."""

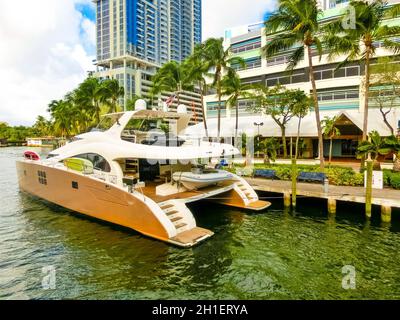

left=245, top=177, right=400, bottom=219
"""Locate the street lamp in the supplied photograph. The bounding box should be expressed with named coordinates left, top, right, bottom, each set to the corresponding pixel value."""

left=254, top=122, right=264, bottom=158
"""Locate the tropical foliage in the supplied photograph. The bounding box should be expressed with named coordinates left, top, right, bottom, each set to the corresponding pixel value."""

left=249, top=84, right=311, bottom=158
left=199, top=38, right=245, bottom=141
left=257, top=137, right=281, bottom=164
left=369, top=57, right=400, bottom=135
left=322, top=116, right=341, bottom=166
left=46, top=77, right=125, bottom=138
left=184, top=44, right=211, bottom=137
left=0, top=122, right=36, bottom=142
left=325, top=0, right=400, bottom=141
left=357, top=130, right=391, bottom=169
left=263, top=0, right=325, bottom=169
left=150, top=61, right=193, bottom=105
left=384, top=135, right=400, bottom=172
left=221, top=69, right=251, bottom=144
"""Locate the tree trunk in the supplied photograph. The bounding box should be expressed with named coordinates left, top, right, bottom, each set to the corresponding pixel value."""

left=380, top=107, right=394, bottom=135
left=95, top=102, right=100, bottom=124
left=307, top=45, right=325, bottom=170
left=295, top=117, right=302, bottom=159
left=363, top=49, right=371, bottom=141
left=264, top=153, right=270, bottom=165
left=281, top=126, right=287, bottom=158
left=217, top=78, right=221, bottom=142
left=200, top=82, right=209, bottom=138
left=235, top=101, right=239, bottom=145
left=393, top=155, right=400, bottom=172
left=329, top=137, right=333, bottom=166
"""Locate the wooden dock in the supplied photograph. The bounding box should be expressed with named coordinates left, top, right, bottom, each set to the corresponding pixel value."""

left=245, top=177, right=400, bottom=221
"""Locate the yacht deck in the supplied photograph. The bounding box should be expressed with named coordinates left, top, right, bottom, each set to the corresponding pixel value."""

left=140, top=181, right=232, bottom=203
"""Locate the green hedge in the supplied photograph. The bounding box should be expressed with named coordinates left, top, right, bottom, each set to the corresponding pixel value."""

left=229, top=163, right=400, bottom=188
left=231, top=163, right=365, bottom=186
left=383, top=170, right=400, bottom=189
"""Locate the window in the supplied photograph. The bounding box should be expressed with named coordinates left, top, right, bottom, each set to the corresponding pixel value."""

left=38, top=171, right=47, bottom=185
left=346, top=67, right=359, bottom=77
left=96, top=114, right=123, bottom=131
left=266, top=70, right=306, bottom=86
left=317, top=89, right=359, bottom=102
left=72, top=181, right=79, bottom=189
left=314, top=65, right=360, bottom=81
left=74, top=153, right=111, bottom=172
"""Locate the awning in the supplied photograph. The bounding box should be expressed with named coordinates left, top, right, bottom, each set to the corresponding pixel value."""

left=185, top=109, right=398, bottom=138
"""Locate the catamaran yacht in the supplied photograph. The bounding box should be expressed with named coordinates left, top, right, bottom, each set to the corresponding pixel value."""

left=16, top=103, right=270, bottom=247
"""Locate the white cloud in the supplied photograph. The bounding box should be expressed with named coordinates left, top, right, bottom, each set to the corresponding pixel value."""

left=0, top=0, right=95, bottom=126
left=0, top=0, right=276, bottom=125
left=202, top=0, right=277, bottom=39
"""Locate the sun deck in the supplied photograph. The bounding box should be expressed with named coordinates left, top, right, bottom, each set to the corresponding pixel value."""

left=140, top=181, right=234, bottom=203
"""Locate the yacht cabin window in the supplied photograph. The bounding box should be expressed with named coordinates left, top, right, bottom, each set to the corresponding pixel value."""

left=74, top=153, right=111, bottom=172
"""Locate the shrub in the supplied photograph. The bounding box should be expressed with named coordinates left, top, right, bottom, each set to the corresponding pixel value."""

left=384, top=171, right=400, bottom=189
left=325, top=166, right=364, bottom=186
left=390, top=173, right=400, bottom=189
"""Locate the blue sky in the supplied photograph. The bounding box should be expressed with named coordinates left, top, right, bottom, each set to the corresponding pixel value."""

left=76, top=2, right=96, bottom=21
left=76, top=3, right=96, bottom=55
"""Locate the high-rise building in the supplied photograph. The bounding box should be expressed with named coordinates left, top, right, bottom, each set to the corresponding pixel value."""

left=93, top=0, right=203, bottom=122
left=95, top=0, right=201, bottom=64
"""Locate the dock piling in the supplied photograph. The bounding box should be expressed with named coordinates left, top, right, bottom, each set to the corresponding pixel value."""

left=283, top=191, right=291, bottom=208
left=381, top=205, right=392, bottom=223
left=291, top=158, right=297, bottom=208
left=328, top=198, right=337, bottom=215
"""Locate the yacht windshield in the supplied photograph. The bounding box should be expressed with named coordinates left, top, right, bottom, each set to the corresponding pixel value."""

left=125, top=118, right=169, bottom=133
left=95, top=114, right=123, bottom=132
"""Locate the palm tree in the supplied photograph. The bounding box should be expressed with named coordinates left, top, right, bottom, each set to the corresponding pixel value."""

left=201, top=38, right=245, bottom=141
left=384, top=135, right=400, bottom=172
left=221, top=69, right=250, bottom=145
left=322, top=116, right=341, bottom=166
left=150, top=61, right=193, bottom=107
left=33, top=116, right=52, bottom=137
left=48, top=99, right=74, bottom=138
left=325, top=0, right=400, bottom=142
left=103, top=79, right=124, bottom=113
left=75, top=77, right=106, bottom=124
left=263, top=0, right=325, bottom=169
left=186, top=44, right=211, bottom=138
left=357, top=130, right=391, bottom=170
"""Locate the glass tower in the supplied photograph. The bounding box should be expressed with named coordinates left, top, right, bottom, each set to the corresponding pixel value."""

left=94, top=0, right=203, bottom=119
left=95, top=0, right=202, bottom=65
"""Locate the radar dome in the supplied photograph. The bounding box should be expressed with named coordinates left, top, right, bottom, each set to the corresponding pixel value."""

left=177, top=104, right=187, bottom=114
left=135, top=99, right=147, bottom=111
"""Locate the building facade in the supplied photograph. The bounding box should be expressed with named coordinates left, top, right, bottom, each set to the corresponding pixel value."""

left=195, top=2, right=400, bottom=159
left=93, top=0, right=203, bottom=123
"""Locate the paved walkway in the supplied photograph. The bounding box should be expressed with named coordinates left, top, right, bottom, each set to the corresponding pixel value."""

left=245, top=177, right=400, bottom=208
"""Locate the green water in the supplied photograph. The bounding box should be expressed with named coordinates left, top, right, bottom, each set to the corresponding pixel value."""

left=1, top=147, right=400, bottom=300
